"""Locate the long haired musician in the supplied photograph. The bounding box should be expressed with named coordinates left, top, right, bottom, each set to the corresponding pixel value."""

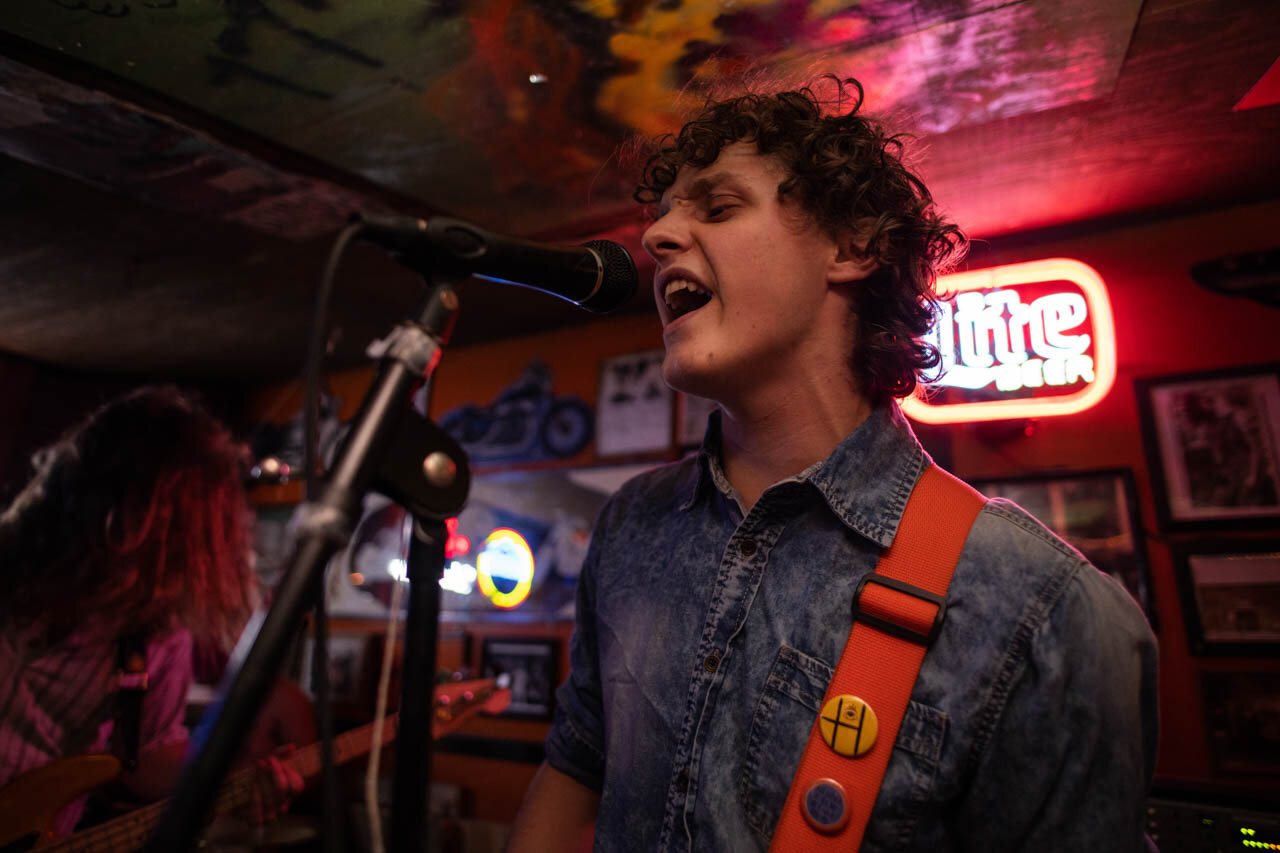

left=0, top=385, right=299, bottom=840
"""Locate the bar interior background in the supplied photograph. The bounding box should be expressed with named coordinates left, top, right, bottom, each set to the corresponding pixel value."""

left=1, top=0, right=1278, bottom=850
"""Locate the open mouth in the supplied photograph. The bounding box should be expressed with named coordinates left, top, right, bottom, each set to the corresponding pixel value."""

left=663, top=279, right=712, bottom=320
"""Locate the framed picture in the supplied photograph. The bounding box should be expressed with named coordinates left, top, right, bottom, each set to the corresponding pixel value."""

left=676, top=392, right=719, bottom=449
left=1172, top=540, right=1280, bottom=655
left=971, top=468, right=1156, bottom=628
left=479, top=637, right=559, bottom=720
left=1201, top=671, right=1280, bottom=776
left=252, top=504, right=297, bottom=590
left=298, top=628, right=377, bottom=707
left=1135, top=364, right=1280, bottom=531
left=597, top=350, right=672, bottom=457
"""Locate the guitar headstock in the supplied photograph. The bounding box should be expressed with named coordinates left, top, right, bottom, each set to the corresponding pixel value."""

left=431, top=678, right=511, bottom=740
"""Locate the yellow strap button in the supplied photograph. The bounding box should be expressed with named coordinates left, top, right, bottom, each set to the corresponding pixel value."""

left=818, top=694, right=878, bottom=758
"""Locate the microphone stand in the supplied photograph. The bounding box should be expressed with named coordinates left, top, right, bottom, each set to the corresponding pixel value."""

left=144, top=282, right=470, bottom=853
left=391, top=517, right=446, bottom=849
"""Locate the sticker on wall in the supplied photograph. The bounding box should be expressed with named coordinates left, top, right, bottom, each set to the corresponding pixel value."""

left=438, top=359, right=593, bottom=464
left=597, top=350, right=673, bottom=456
left=901, top=258, right=1117, bottom=424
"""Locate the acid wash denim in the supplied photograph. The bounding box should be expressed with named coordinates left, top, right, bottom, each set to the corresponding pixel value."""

left=546, top=404, right=1159, bottom=852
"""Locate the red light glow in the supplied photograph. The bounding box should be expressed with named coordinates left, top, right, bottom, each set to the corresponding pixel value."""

left=444, top=517, right=471, bottom=559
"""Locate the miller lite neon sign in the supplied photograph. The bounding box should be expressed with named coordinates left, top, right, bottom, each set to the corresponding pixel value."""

left=901, top=259, right=1116, bottom=424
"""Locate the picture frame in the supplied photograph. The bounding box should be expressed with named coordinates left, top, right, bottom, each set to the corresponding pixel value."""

left=970, top=468, right=1157, bottom=628
left=1172, top=540, right=1280, bottom=655
left=252, top=503, right=298, bottom=590
left=1201, top=671, right=1280, bottom=776
left=479, top=637, right=559, bottom=720
left=298, top=627, right=378, bottom=708
left=1135, top=364, right=1280, bottom=532
left=676, top=392, right=719, bottom=449
left=596, top=350, right=673, bottom=457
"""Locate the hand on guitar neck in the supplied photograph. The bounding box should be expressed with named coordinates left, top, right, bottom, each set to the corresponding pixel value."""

left=247, top=747, right=306, bottom=827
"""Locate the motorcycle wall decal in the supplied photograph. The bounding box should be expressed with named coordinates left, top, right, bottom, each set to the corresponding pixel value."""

left=438, top=360, right=594, bottom=464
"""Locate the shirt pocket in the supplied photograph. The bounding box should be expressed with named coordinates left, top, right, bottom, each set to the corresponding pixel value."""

left=737, top=644, right=832, bottom=840
left=736, top=644, right=949, bottom=850
left=863, top=701, right=948, bottom=852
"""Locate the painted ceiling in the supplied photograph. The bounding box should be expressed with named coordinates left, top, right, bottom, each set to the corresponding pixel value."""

left=0, top=0, right=1277, bottom=376
left=1, top=0, right=1146, bottom=238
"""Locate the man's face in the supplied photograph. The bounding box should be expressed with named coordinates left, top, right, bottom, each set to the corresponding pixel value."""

left=641, top=142, right=851, bottom=404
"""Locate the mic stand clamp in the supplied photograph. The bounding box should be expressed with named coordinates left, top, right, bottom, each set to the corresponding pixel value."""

left=293, top=502, right=359, bottom=548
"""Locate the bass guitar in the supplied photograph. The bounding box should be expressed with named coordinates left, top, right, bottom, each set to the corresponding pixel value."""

left=0, top=678, right=508, bottom=852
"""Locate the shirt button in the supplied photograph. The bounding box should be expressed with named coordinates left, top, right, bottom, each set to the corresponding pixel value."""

left=740, top=538, right=758, bottom=557
left=703, top=650, right=721, bottom=673
left=675, top=770, right=689, bottom=793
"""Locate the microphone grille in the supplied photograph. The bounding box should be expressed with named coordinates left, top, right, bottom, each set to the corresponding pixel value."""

left=581, top=240, right=639, bottom=314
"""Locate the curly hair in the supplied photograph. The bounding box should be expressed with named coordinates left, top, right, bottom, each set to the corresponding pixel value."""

left=0, top=386, right=257, bottom=649
left=635, top=76, right=967, bottom=402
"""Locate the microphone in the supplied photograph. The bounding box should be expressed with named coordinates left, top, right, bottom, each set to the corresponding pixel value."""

left=354, top=213, right=638, bottom=314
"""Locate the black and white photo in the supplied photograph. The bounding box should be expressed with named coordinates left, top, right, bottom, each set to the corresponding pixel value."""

left=480, top=637, right=559, bottom=719
left=1137, top=365, right=1280, bottom=531
left=1173, top=541, right=1280, bottom=654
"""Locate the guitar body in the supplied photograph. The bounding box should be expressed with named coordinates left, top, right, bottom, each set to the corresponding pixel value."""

left=0, top=754, right=121, bottom=852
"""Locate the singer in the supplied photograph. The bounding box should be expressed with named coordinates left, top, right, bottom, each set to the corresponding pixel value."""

left=508, top=77, right=1157, bottom=852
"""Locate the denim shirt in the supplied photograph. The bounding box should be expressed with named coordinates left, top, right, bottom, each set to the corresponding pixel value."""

left=547, top=404, right=1158, bottom=852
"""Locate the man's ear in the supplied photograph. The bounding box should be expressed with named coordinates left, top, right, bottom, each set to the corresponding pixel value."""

left=827, top=232, right=878, bottom=284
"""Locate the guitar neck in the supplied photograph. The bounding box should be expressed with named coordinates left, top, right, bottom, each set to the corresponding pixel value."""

left=45, top=714, right=401, bottom=853
left=285, top=712, right=402, bottom=788
left=213, top=711, right=403, bottom=815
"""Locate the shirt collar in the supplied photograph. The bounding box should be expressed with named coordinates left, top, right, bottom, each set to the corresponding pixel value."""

left=678, top=410, right=721, bottom=513
left=681, top=403, right=929, bottom=549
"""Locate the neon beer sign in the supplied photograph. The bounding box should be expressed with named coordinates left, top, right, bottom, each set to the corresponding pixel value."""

left=900, top=259, right=1116, bottom=424
left=476, top=528, right=536, bottom=609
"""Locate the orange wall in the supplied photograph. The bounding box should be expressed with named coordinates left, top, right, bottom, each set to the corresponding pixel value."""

left=253, top=198, right=1280, bottom=796
left=427, top=312, right=666, bottom=468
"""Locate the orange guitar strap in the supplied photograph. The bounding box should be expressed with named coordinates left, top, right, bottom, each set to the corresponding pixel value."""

left=768, top=465, right=985, bottom=852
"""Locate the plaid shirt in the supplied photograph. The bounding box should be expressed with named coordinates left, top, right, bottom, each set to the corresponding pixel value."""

left=0, top=625, right=191, bottom=835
